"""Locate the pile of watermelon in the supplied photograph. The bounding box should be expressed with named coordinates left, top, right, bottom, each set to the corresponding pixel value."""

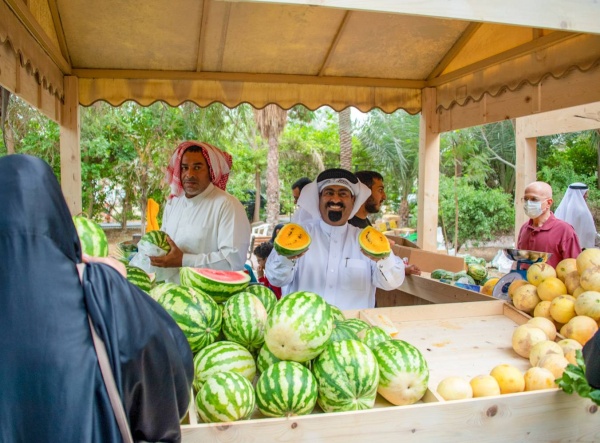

left=152, top=274, right=431, bottom=424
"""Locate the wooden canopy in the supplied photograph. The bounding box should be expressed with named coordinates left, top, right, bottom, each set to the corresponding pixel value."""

left=2, top=0, right=600, bottom=249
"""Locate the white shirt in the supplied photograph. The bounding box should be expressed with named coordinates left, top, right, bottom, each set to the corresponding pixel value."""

left=265, top=219, right=406, bottom=310
left=160, top=183, right=251, bottom=283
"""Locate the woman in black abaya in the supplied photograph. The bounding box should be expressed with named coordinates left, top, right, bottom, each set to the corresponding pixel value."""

left=0, top=154, right=193, bottom=442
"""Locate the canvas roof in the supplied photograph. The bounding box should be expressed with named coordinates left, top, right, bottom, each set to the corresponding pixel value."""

left=2, top=0, right=600, bottom=131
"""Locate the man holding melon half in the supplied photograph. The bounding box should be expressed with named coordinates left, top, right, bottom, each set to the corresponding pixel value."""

left=150, top=141, right=251, bottom=283
left=517, top=181, right=581, bottom=268
left=266, top=168, right=419, bottom=310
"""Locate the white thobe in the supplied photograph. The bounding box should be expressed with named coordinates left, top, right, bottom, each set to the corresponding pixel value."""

left=265, top=219, right=406, bottom=310
left=160, top=183, right=251, bottom=283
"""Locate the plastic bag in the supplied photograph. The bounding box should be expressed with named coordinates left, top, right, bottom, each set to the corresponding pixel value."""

left=490, top=249, right=513, bottom=274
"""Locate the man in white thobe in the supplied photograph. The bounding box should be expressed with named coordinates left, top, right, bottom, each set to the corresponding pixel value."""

left=150, top=141, right=250, bottom=283
left=266, top=168, right=420, bottom=310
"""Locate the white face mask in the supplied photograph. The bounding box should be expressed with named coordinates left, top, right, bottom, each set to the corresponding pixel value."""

left=524, top=200, right=544, bottom=218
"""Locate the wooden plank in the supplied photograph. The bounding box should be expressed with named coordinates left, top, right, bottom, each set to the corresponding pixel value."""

left=514, top=119, right=538, bottom=242
left=181, top=300, right=599, bottom=442
left=517, top=102, right=600, bottom=137
left=59, top=75, right=81, bottom=215
left=417, top=87, right=440, bottom=251
left=234, top=0, right=600, bottom=35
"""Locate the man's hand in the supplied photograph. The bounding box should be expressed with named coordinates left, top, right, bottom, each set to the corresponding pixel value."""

left=149, top=236, right=183, bottom=268
left=405, top=264, right=421, bottom=276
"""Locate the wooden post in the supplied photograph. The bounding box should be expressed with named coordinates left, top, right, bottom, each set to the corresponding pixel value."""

left=417, top=88, right=440, bottom=251
left=514, top=118, right=537, bottom=243
left=60, top=76, right=82, bottom=215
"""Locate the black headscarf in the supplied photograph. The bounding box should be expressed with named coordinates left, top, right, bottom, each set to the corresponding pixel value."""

left=0, top=155, right=193, bottom=442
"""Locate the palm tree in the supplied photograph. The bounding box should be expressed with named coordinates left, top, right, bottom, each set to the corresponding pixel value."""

left=339, top=107, right=352, bottom=169
left=253, top=104, right=288, bottom=229
left=358, top=109, right=420, bottom=226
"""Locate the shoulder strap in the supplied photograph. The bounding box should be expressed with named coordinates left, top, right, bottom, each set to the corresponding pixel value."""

left=77, top=263, right=134, bottom=443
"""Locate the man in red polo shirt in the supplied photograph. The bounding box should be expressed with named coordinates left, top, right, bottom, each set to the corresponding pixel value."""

left=517, top=181, right=582, bottom=268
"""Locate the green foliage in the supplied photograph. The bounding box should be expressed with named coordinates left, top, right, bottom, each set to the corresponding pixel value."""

left=438, top=176, right=515, bottom=251
left=556, top=350, right=600, bottom=406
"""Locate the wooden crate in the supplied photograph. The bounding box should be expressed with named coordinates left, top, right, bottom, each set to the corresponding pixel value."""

left=181, top=301, right=600, bottom=442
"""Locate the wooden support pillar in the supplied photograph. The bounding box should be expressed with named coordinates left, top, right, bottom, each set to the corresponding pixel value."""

left=417, top=88, right=440, bottom=251
left=514, top=118, right=538, bottom=244
left=60, top=76, right=82, bottom=215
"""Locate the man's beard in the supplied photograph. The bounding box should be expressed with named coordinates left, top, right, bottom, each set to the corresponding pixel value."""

left=327, top=210, right=343, bottom=222
left=365, top=198, right=379, bottom=214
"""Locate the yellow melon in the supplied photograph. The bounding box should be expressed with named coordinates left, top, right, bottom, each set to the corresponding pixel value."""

left=469, top=375, right=501, bottom=398
left=508, top=279, right=529, bottom=300
left=579, top=266, right=600, bottom=292
left=490, top=364, right=525, bottom=394
left=512, top=284, right=541, bottom=314
left=480, top=277, right=500, bottom=296
left=533, top=300, right=553, bottom=322
left=436, top=376, right=473, bottom=401
left=564, top=271, right=581, bottom=295
left=549, top=295, right=577, bottom=324
left=527, top=262, right=557, bottom=286
left=538, top=354, right=569, bottom=379
left=556, top=258, right=578, bottom=282
left=574, top=291, right=600, bottom=321
left=573, top=286, right=586, bottom=298
left=557, top=338, right=583, bottom=355
left=527, top=317, right=557, bottom=341
left=536, top=277, right=567, bottom=302
left=560, top=315, right=599, bottom=346
left=524, top=367, right=557, bottom=391
left=511, top=324, right=547, bottom=359
left=576, top=248, right=600, bottom=274
left=529, top=340, right=563, bottom=367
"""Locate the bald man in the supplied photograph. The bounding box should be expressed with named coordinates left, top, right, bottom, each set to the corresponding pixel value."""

left=517, top=181, right=582, bottom=267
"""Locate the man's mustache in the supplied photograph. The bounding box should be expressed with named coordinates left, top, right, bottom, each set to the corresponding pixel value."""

left=326, top=202, right=344, bottom=210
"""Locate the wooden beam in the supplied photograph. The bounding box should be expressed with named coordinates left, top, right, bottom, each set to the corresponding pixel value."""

left=417, top=88, right=440, bottom=252
left=514, top=119, right=537, bottom=244
left=230, top=0, right=600, bottom=35
left=427, top=23, right=482, bottom=81
left=4, top=0, right=71, bottom=73
left=438, top=64, right=600, bottom=132
left=516, top=102, right=600, bottom=137
left=428, top=31, right=577, bottom=88
left=60, top=76, right=81, bottom=216
left=72, top=69, right=426, bottom=89
left=47, top=0, right=71, bottom=66
left=318, top=10, right=351, bottom=76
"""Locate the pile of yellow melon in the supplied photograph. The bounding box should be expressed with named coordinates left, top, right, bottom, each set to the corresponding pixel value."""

left=508, top=248, right=600, bottom=348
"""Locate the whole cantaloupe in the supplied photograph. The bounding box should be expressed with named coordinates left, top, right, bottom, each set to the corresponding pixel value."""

left=527, top=262, right=557, bottom=286
left=576, top=248, right=600, bottom=274
left=574, top=291, right=600, bottom=321
left=579, top=266, right=600, bottom=292
left=556, top=258, right=578, bottom=282
left=512, top=284, right=541, bottom=314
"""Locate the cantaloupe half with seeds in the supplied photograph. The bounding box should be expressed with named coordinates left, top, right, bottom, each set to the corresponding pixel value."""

left=358, top=226, right=391, bottom=258
left=273, top=223, right=311, bottom=257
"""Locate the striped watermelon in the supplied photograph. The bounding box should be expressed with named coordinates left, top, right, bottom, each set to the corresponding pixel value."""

left=192, top=340, right=256, bottom=390
left=125, top=265, right=152, bottom=292
left=343, top=318, right=371, bottom=335
left=156, top=285, right=222, bottom=354
left=195, top=371, right=256, bottom=423
left=222, top=292, right=268, bottom=354
left=180, top=267, right=250, bottom=303
left=372, top=340, right=429, bottom=406
left=358, top=326, right=391, bottom=350
left=255, top=361, right=317, bottom=417
left=256, top=343, right=311, bottom=374
left=243, top=284, right=278, bottom=314
left=72, top=216, right=108, bottom=257
left=140, top=230, right=171, bottom=253
left=148, top=281, right=178, bottom=301
left=329, top=304, right=346, bottom=322
left=329, top=320, right=359, bottom=343
left=264, top=291, right=333, bottom=362
left=312, top=339, right=380, bottom=412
